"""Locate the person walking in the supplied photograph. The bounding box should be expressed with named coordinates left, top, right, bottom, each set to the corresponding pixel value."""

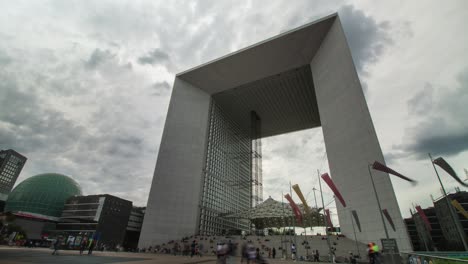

left=191, top=240, right=197, bottom=257
left=314, top=249, right=320, bottom=262
left=88, top=240, right=95, bottom=255
left=368, top=242, right=381, bottom=264
left=272, top=247, right=276, bottom=259
left=291, top=243, right=297, bottom=261
left=51, top=237, right=61, bottom=255
left=79, top=238, right=88, bottom=255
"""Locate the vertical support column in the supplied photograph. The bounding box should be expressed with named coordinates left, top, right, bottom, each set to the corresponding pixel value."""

left=310, top=17, right=411, bottom=251
left=139, top=78, right=211, bottom=247
left=251, top=111, right=263, bottom=207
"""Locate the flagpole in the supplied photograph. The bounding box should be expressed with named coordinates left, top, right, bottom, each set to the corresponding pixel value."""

left=281, top=191, right=286, bottom=259
left=367, top=164, right=390, bottom=240
left=289, top=181, right=297, bottom=255
left=429, top=153, right=468, bottom=251
left=318, top=169, right=332, bottom=261
left=312, top=187, right=318, bottom=209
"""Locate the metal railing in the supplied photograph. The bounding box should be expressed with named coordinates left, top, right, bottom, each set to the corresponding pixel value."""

left=401, top=252, right=468, bottom=264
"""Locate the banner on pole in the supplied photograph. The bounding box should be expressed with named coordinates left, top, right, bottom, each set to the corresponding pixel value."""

left=284, top=193, right=303, bottom=224
left=415, top=205, right=432, bottom=231
left=321, top=173, right=346, bottom=207
left=325, top=209, right=333, bottom=228
left=433, top=157, right=468, bottom=187
left=292, top=184, right=311, bottom=215
left=452, top=199, right=468, bottom=219
left=372, top=161, right=416, bottom=184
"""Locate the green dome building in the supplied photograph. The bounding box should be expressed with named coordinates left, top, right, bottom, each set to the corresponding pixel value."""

left=5, top=173, right=82, bottom=218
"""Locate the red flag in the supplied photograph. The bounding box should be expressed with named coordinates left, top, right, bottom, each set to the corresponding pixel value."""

left=284, top=193, right=302, bottom=224
left=321, top=173, right=346, bottom=207
left=325, top=209, right=333, bottom=228
left=415, top=206, right=432, bottom=231
left=433, top=157, right=468, bottom=187
left=382, top=209, right=396, bottom=232
left=372, top=161, right=416, bottom=184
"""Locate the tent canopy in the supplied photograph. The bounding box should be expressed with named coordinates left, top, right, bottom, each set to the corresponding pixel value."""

left=223, top=197, right=325, bottom=229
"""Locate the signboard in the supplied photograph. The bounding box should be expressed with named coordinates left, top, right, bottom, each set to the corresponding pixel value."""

left=381, top=238, right=399, bottom=253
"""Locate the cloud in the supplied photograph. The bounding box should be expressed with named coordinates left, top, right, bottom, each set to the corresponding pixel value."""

left=138, top=49, right=170, bottom=66
left=0, top=71, right=86, bottom=155
left=394, top=69, right=468, bottom=158
left=85, top=49, right=116, bottom=69
left=407, top=83, right=434, bottom=115
left=150, top=81, right=171, bottom=96
left=339, top=5, right=396, bottom=76
left=0, top=50, right=12, bottom=65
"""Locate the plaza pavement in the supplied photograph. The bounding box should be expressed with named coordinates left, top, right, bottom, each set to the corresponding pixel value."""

left=0, top=246, right=333, bottom=264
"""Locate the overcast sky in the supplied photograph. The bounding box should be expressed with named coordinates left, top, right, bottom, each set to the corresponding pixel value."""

left=1, top=1, right=467, bottom=224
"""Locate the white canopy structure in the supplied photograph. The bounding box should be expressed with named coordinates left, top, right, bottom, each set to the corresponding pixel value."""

left=223, top=197, right=325, bottom=229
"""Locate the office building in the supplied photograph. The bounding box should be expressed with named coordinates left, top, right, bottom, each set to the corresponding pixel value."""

left=412, top=207, right=444, bottom=251
left=57, top=194, right=132, bottom=247
left=434, top=191, right=468, bottom=250
left=123, top=206, right=145, bottom=249
left=139, top=13, right=411, bottom=251
left=0, top=149, right=27, bottom=210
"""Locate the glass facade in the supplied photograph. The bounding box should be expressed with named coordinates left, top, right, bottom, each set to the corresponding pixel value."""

left=198, top=100, right=263, bottom=235
left=0, top=149, right=27, bottom=200
left=5, top=173, right=82, bottom=217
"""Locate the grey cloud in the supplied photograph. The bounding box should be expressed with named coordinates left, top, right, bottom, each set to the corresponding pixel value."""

left=151, top=81, right=171, bottom=96
left=0, top=72, right=86, bottom=155
left=0, top=50, right=12, bottom=65
left=394, top=70, right=468, bottom=159
left=407, top=83, right=434, bottom=115
left=339, top=5, right=396, bottom=75
left=85, top=48, right=116, bottom=69
left=138, top=49, right=170, bottom=65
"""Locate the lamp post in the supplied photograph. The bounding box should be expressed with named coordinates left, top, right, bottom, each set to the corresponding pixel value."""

left=367, top=164, right=390, bottom=240
left=318, top=170, right=333, bottom=261
left=312, top=187, right=318, bottom=209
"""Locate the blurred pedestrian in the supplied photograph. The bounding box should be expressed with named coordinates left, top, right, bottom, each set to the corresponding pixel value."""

left=79, top=238, right=87, bottom=255
left=88, top=240, right=95, bottom=255
left=51, top=237, right=61, bottom=255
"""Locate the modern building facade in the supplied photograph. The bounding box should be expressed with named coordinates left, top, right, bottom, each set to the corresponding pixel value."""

left=5, top=173, right=82, bottom=220
left=139, top=13, right=411, bottom=251
left=3, top=173, right=81, bottom=240
left=412, top=207, right=444, bottom=251
left=0, top=149, right=27, bottom=209
left=123, top=206, right=146, bottom=249
left=57, top=194, right=132, bottom=247
left=434, top=191, right=468, bottom=250
left=404, top=217, right=422, bottom=251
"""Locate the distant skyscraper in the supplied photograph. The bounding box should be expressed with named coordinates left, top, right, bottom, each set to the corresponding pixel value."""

left=0, top=149, right=27, bottom=208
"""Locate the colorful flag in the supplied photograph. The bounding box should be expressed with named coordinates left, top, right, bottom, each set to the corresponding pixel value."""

left=433, top=157, right=468, bottom=187
left=351, top=210, right=361, bottom=232
left=321, top=173, right=346, bottom=207
left=292, top=184, right=311, bottom=215
left=415, top=206, right=432, bottom=231
left=451, top=200, right=468, bottom=219
left=382, top=209, right=396, bottom=232
left=325, top=209, right=333, bottom=228
left=284, top=193, right=303, bottom=224
left=372, top=161, right=416, bottom=184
